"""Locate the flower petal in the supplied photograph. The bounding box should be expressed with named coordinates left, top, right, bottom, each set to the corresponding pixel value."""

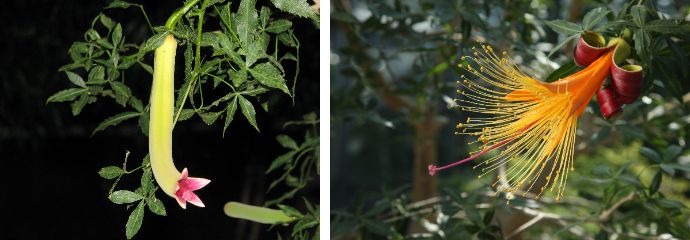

left=175, top=194, right=187, bottom=209
left=185, top=177, right=211, bottom=191
left=185, top=192, right=205, bottom=208
left=180, top=167, right=189, bottom=179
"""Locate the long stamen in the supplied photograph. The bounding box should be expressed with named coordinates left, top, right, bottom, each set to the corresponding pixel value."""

left=432, top=42, right=615, bottom=200
left=428, top=121, right=537, bottom=176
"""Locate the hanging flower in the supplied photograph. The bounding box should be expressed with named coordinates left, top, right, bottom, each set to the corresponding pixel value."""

left=429, top=32, right=642, bottom=200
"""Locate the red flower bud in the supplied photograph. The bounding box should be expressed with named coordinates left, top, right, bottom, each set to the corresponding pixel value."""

left=610, top=64, right=642, bottom=104
left=574, top=31, right=609, bottom=67
left=597, top=85, right=622, bottom=119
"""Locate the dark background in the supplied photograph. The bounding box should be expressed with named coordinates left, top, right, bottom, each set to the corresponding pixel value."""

left=0, top=0, right=319, bottom=239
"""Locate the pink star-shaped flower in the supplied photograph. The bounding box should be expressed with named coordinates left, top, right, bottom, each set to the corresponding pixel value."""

left=174, top=168, right=211, bottom=209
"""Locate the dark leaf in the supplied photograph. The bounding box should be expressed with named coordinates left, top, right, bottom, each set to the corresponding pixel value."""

left=640, top=147, right=661, bottom=163
left=223, top=97, right=238, bottom=136
left=92, top=112, right=141, bottom=135
left=276, top=134, right=298, bottom=150
left=110, top=81, right=132, bottom=106
left=649, top=170, right=662, bottom=194
left=545, top=60, right=582, bottom=82
left=545, top=20, right=582, bottom=35
left=582, top=7, right=610, bottom=30
left=46, top=88, right=89, bottom=103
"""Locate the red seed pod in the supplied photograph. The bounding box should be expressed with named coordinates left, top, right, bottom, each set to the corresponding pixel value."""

left=574, top=31, right=609, bottom=67
left=610, top=64, right=642, bottom=104
left=597, top=85, right=622, bottom=119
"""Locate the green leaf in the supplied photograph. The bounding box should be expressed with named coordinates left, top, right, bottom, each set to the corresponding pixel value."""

left=246, top=33, right=268, bottom=67
left=110, top=81, right=132, bottom=106
left=92, top=112, right=141, bottom=135
left=139, top=111, right=149, bottom=136
left=46, top=88, right=89, bottom=103
left=98, top=166, right=125, bottom=179
left=249, top=62, right=290, bottom=95
left=483, top=208, right=495, bottom=225
left=110, top=190, right=144, bottom=204
left=129, top=97, right=144, bottom=112
left=112, top=23, right=123, bottom=48
left=106, top=0, right=136, bottom=9
left=617, top=125, right=647, bottom=140
left=223, top=97, right=238, bottom=136
left=141, top=31, right=168, bottom=53
left=276, top=135, right=298, bottom=150
left=237, top=0, right=258, bottom=48
left=88, top=65, right=106, bottom=84
left=278, top=31, right=297, bottom=47
left=640, top=147, right=661, bottom=163
left=331, top=12, right=359, bottom=23
left=71, top=94, right=89, bottom=116
left=582, top=7, right=610, bottom=30
left=85, top=29, right=101, bottom=41
left=147, top=197, right=167, bottom=216
left=99, top=14, right=115, bottom=29
left=545, top=60, right=582, bottom=82
left=665, top=37, right=689, bottom=78
left=65, top=71, right=87, bottom=88
left=660, top=163, right=676, bottom=175
left=278, top=204, right=304, bottom=218
left=260, top=6, right=271, bottom=28
left=140, top=168, right=152, bottom=193
left=125, top=201, right=145, bottom=239
left=270, top=0, right=315, bottom=18
left=661, top=163, right=690, bottom=175
left=663, top=145, right=682, bottom=162
left=545, top=20, right=582, bottom=35
left=645, top=20, right=690, bottom=34
left=176, top=109, right=194, bottom=122
left=230, top=69, right=248, bottom=87
left=649, top=170, right=662, bottom=194
left=238, top=95, right=259, bottom=132
left=199, top=111, right=223, bottom=125
left=200, top=31, right=221, bottom=49
left=590, top=125, right=611, bottom=145
left=655, top=58, right=685, bottom=103
left=548, top=34, right=578, bottom=58
left=631, top=5, right=646, bottom=26
left=265, top=19, right=292, bottom=33
left=634, top=29, right=650, bottom=63
left=267, top=151, right=295, bottom=173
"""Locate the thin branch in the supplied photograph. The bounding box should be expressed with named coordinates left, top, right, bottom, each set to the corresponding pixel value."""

left=597, top=192, right=635, bottom=222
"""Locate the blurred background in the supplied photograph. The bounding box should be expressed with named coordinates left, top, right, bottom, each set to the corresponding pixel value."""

left=331, top=0, right=690, bottom=239
left=0, top=0, right=318, bottom=239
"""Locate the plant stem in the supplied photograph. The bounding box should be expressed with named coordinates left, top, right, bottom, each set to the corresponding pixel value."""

left=165, top=0, right=202, bottom=30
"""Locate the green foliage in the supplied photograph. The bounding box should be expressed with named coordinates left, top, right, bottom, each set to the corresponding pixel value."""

left=331, top=0, right=690, bottom=239
left=225, top=113, right=319, bottom=240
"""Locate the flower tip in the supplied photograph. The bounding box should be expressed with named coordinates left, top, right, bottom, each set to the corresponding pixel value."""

left=597, top=86, right=622, bottom=119
left=175, top=168, right=210, bottom=209
left=428, top=165, right=437, bottom=176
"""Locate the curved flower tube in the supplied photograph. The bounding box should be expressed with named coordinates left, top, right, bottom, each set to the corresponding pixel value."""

left=429, top=36, right=638, bottom=200
left=150, top=34, right=210, bottom=209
